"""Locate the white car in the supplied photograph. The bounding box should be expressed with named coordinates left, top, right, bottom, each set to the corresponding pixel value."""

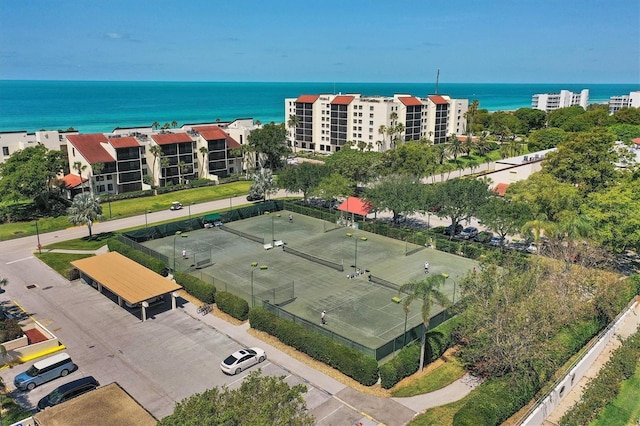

left=220, top=347, right=266, bottom=375
left=170, top=201, right=183, bottom=211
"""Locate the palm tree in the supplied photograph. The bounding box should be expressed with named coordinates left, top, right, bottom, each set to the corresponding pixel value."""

left=287, top=114, right=300, bottom=153
left=378, top=125, right=387, bottom=151
left=171, top=120, right=178, bottom=128
left=91, top=162, right=104, bottom=195
left=199, top=146, right=209, bottom=177
left=67, top=193, right=105, bottom=239
left=149, top=144, right=163, bottom=193
left=177, top=161, right=187, bottom=185
left=446, top=135, right=464, bottom=160
left=73, top=161, right=88, bottom=193
left=0, top=277, right=7, bottom=292
left=160, top=155, right=170, bottom=186
left=398, top=274, right=450, bottom=371
left=151, top=121, right=160, bottom=130
left=432, top=143, right=447, bottom=165
left=162, top=123, right=171, bottom=130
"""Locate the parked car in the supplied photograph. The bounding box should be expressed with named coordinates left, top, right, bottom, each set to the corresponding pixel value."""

left=170, top=201, right=183, bottom=211
left=246, top=193, right=263, bottom=202
left=220, top=347, right=266, bottom=375
left=37, top=376, right=100, bottom=411
left=14, top=353, right=77, bottom=391
left=459, top=226, right=479, bottom=239
left=474, top=231, right=494, bottom=244
left=444, top=224, right=463, bottom=236
left=489, top=236, right=508, bottom=247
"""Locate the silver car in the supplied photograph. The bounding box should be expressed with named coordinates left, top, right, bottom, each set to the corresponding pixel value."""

left=220, top=347, right=266, bottom=375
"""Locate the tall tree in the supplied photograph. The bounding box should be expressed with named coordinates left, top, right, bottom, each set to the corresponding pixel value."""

left=73, top=161, right=87, bottom=193
left=91, top=162, right=104, bottom=196
left=432, top=178, right=491, bottom=238
left=314, top=173, right=352, bottom=201
left=149, top=144, right=163, bottom=192
left=67, top=193, right=105, bottom=239
left=542, top=128, right=620, bottom=194
left=446, top=135, right=464, bottom=160
left=171, top=120, right=178, bottom=128
left=363, top=174, right=424, bottom=222
left=247, top=122, right=289, bottom=170
left=379, top=141, right=433, bottom=177
left=477, top=197, right=532, bottom=250
left=249, top=168, right=278, bottom=201
left=151, top=121, right=160, bottom=130
left=0, top=144, right=67, bottom=212
left=278, top=162, right=329, bottom=201
left=158, top=371, right=314, bottom=426
left=198, top=146, right=209, bottom=177
left=377, top=124, right=387, bottom=151
left=398, top=274, right=450, bottom=371
left=323, top=149, right=381, bottom=191
left=287, top=114, right=300, bottom=152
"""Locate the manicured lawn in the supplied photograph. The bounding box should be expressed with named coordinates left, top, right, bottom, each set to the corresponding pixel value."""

left=392, top=357, right=467, bottom=397
left=0, top=181, right=251, bottom=242
left=44, top=232, right=116, bottom=250
left=591, top=362, right=640, bottom=426
left=35, top=252, right=94, bottom=277
left=408, top=397, right=473, bottom=426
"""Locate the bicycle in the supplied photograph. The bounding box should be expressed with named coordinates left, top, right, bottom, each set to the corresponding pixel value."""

left=197, top=303, right=213, bottom=315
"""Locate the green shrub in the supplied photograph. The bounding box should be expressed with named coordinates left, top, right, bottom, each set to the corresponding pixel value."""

left=249, top=307, right=379, bottom=386
left=380, top=316, right=462, bottom=389
left=560, top=331, right=640, bottom=426
left=173, top=271, right=216, bottom=304
left=66, top=267, right=80, bottom=281
left=0, top=318, right=23, bottom=343
left=107, top=238, right=168, bottom=276
left=216, top=291, right=249, bottom=321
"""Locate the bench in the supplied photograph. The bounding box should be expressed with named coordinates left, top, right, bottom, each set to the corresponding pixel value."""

left=274, top=240, right=284, bottom=247
left=263, top=243, right=273, bottom=250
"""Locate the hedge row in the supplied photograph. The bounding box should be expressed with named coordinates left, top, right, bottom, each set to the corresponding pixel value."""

left=249, top=307, right=379, bottom=386
left=560, top=329, right=640, bottom=426
left=379, top=315, right=462, bottom=389
left=453, top=318, right=605, bottom=426
left=453, top=374, right=538, bottom=426
left=107, top=238, right=168, bottom=276
left=173, top=271, right=216, bottom=304
left=215, top=291, right=249, bottom=321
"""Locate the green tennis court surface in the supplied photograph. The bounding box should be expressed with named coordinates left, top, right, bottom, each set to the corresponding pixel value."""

left=143, top=211, right=477, bottom=352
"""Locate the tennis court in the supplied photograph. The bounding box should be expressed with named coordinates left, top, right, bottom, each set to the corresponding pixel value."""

left=143, top=211, right=477, bottom=352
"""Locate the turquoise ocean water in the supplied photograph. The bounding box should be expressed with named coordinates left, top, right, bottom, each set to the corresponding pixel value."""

left=0, top=80, right=638, bottom=134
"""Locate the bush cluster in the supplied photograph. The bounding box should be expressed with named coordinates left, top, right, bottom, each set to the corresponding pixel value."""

left=0, top=318, right=23, bottom=343
left=453, top=375, right=538, bottom=426
left=560, top=330, right=640, bottom=426
left=173, top=271, right=216, bottom=304
left=0, top=201, right=38, bottom=223
left=107, top=238, right=168, bottom=276
left=249, top=307, right=379, bottom=386
left=379, top=316, right=462, bottom=389
left=215, top=291, right=249, bottom=321
left=66, top=267, right=80, bottom=281
left=454, top=318, right=604, bottom=425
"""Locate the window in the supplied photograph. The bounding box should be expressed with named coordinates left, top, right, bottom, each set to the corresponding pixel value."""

left=2, top=147, right=8, bottom=156
left=108, top=184, right=113, bottom=191
left=369, top=121, right=373, bottom=125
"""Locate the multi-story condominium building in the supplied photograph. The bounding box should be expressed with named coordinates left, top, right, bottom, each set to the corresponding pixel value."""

left=284, top=93, right=468, bottom=154
left=42, top=119, right=256, bottom=197
left=531, top=89, right=589, bottom=112
left=608, top=91, right=640, bottom=115
left=0, top=129, right=78, bottom=164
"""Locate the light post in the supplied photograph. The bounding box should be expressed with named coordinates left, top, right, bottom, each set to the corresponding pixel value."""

left=250, top=262, right=268, bottom=307
left=35, top=219, right=42, bottom=254
left=188, top=202, right=195, bottom=220
left=346, top=233, right=367, bottom=272
left=108, top=192, right=112, bottom=219
left=144, top=210, right=151, bottom=229
left=265, top=211, right=274, bottom=242
left=173, top=231, right=188, bottom=272
left=230, top=194, right=235, bottom=211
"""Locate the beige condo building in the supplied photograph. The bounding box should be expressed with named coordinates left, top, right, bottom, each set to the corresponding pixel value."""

left=284, top=93, right=468, bottom=154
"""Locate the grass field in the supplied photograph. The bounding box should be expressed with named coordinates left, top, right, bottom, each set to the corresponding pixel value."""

left=143, top=210, right=477, bottom=353
left=591, top=362, right=640, bottom=426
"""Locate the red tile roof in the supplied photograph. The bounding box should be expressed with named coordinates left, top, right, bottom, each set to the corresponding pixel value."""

left=331, top=95, right=355, bottom=105
left=66, top=134, right=115, bottom=163
left=428, top=95, right=449, bottom=105
left=193, top=126, right=241, bottom=149
left=151, top=133, right=193, bottom=145
left=296, top=95, right=319, bottom=103
left=337, top=196, right=373, bottom=216
left=109, top=136, right=140, bottom=148
left=493, top=183, right=509, bottom=197
left=61, top=173, right=88, bottom=189
left=398, top=96, right=422, bottom=106
left=633, top=137, right=640, bottom=145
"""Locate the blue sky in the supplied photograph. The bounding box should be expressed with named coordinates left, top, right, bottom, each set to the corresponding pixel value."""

left=1, top=0, right=638, bottom=83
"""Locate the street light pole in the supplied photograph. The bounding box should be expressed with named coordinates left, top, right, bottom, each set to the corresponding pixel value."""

left=346, top=234, right=367, bottom=272
left=173, top=231, right=188, bottom=273
left=35, top=219, right=42, bottom=254
left=144, top=210, right=149, bottom=229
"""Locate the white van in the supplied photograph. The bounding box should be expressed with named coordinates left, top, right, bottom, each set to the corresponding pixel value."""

left=14, top=353, right=77, bottom=391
